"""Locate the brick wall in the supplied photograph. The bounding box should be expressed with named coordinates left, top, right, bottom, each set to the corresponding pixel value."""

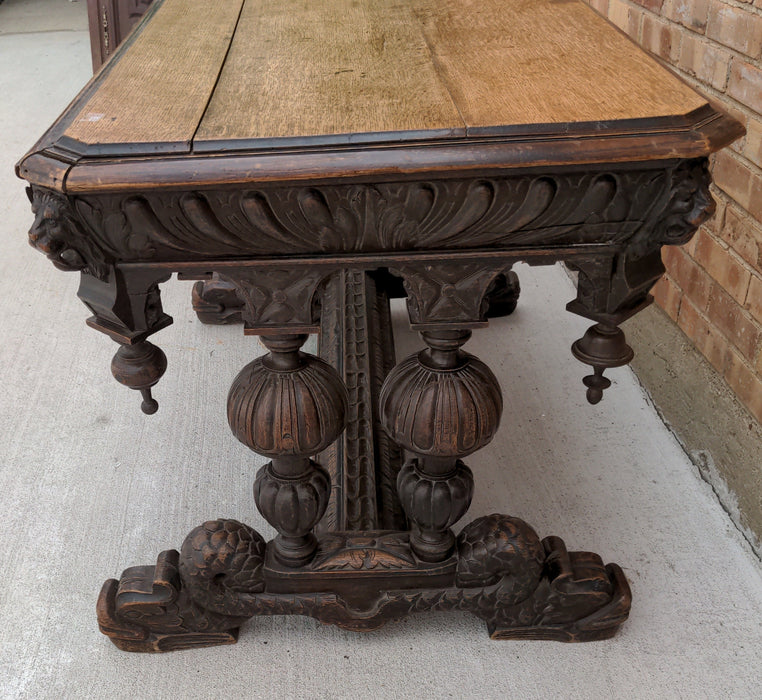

left=584, top=0, right=762, bottom=424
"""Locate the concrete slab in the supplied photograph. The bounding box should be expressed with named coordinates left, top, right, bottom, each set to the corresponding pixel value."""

left=628, top=303, right=762, bottom=558
left=1, top=2, right=761, bottom=698
left=0, top=0, right=86, bottom=35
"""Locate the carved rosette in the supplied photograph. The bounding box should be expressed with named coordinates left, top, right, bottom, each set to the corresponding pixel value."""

left=218, top=269, right=327, bottom=333
left=390, top=263, right=506, bottom=329
left=228, top=334, right=348, bottom=567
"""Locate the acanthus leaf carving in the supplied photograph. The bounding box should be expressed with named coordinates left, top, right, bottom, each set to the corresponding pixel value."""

left=313, top=532, right=417, bottom=571
left=71, top=165, right=684, bottom=263
left=31, top=164, right=700, bottom=270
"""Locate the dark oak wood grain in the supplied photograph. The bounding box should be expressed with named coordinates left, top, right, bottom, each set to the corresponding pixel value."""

left=17, top=0, right=743, bottom=652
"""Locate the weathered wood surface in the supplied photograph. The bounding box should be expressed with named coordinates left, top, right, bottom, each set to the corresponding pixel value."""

left=195, top=0, right=464, bottom=147
left=66, top=0, right=244, bottom=150
left=62, top=0, right=708, bottom=153
left=199, top=0, right=706, bottom=146
left=414, top=0, right=705, bottom=133
left=19, top=0, right=742, bottom=191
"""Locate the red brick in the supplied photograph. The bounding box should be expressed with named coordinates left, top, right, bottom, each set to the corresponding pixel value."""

left=678, top=34, right=732, bottom=91
left=712, top=151, right=756, bottom=215
left=720, top=205, right=762, bottom=269
left=631, top=0, right=664, bottom=11
left=666, top=0, right=710, bottom=33
left=747, top=274, right=762, bottom=322
left=683, top=228, right=700, bottom=257
left=586, top=0, right=609, bottom=14
left=741, top=117, right=762, bottom=170
left=661, top=242, right=682, bottom=271
left=629, top=6, right=646, bottom=37
left=642, top=15, right=681, bottom=61
left=677, top=297, right=730, bottom=372
left=703, top=190, right=727, bottom=234
left=724, top=348, right=762, bottom=424
left=664, top=246, right=714, bottom=311
left=608, top=0, right=635, bottom=34
left=749, top=178, right=762, bottom=225
left=729, top=110, right=751, bottom=160
left=652, top=275, right=682, bottom=320
left=707, top=1, right=762, bottom=58
left=728, top=61, right=762, bottom=115
left=693, top=228, right=752, bottom=303
left=707, top=284, right=762, bottom=360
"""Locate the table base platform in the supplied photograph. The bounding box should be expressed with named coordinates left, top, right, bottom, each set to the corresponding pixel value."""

left=96, top=271, right=630, bottom=652
left=97, top=522, right=631, bottom=652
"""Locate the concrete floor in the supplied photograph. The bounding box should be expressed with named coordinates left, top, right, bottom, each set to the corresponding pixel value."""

left=1, top=1, right=761, bottom=698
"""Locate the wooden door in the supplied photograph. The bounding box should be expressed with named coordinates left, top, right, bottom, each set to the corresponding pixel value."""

left=87, top=0, right=154, bottom=71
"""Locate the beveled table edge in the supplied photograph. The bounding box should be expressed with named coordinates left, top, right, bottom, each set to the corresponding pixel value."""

left=16, top=106, right=744, bottom=194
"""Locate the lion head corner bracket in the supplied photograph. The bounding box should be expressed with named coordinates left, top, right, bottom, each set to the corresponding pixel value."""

left=27, top=186, right=110, bottom=278
left=26, top=185, right=173, bottom=415
left=566, top=157, right=715, bottom=405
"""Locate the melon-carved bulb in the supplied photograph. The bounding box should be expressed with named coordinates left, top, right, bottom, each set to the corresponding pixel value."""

left=379, top=330, right=502, bottom=458
left=227, top=334, right=348, bottom=457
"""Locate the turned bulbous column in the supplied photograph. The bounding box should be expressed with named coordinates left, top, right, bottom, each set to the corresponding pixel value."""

left=228, top=333, right=348, bottom=567
left=380, top=330, right=502, bottom=562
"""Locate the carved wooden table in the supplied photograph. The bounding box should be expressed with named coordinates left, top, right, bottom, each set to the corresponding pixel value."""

left=17, top=0, right=742, bottom=652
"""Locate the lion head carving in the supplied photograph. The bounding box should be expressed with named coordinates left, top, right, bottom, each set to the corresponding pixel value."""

left=27, top=187, right=87, bottom=271
left=26, top=187, right=109, bottom=277
left=657, top=159, right=716, bottom=246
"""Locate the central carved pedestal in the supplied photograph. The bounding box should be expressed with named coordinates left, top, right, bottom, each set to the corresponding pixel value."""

left=97, top=268, right=631, bottom=651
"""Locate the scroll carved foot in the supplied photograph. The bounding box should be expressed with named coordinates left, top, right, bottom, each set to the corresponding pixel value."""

left=97, top=519, right=266, bottom=652
left=456, top=514, right=630, bottom=641
left=191, top=278, right=244, bottom=325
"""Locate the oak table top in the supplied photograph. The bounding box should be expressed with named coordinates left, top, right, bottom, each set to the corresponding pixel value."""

left=17, top=0, right=744, bottom=652
left=19, top=0, right=739, bottom=193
